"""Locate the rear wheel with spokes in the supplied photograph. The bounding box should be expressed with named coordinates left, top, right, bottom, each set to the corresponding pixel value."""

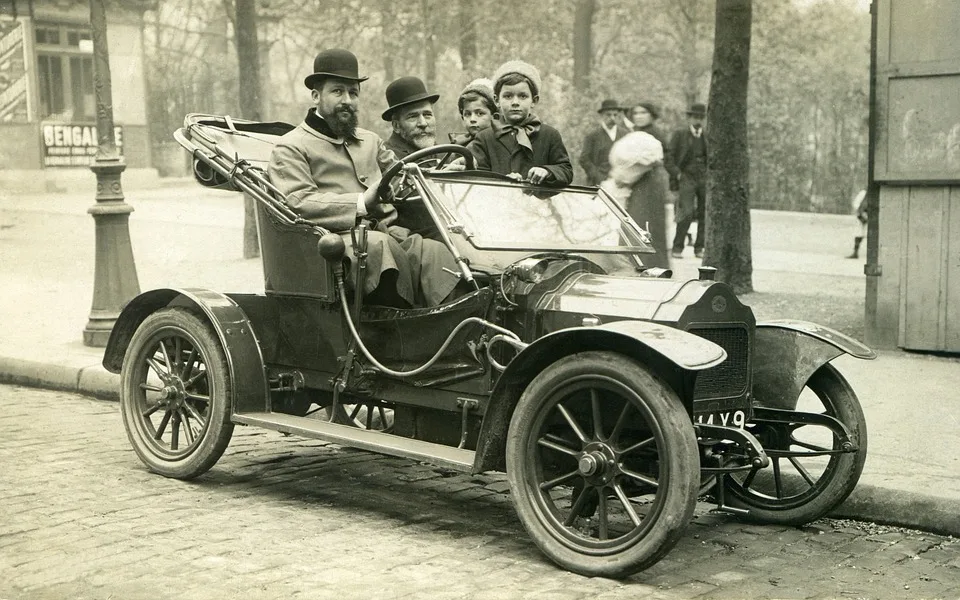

left=722, top=363, right=867, bottom=524
left=120, top=308, right=234, bottom=479
left=328, top=400, right=395, bottom=432
left=506, top=351, right=699, bottom=578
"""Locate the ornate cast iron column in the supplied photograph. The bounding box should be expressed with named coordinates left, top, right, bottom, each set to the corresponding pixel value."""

left=83, top=0, right=140, bottom=347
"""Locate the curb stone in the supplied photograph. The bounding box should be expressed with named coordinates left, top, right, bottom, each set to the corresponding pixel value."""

left=830, top=485, right=960, bottom=538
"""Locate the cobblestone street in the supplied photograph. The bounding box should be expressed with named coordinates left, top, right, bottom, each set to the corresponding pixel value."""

left=1, top=384, right=958, bottom=600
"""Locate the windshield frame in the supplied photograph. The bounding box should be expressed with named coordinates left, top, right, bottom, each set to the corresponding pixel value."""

left=418, top=171, right=656, bottom=255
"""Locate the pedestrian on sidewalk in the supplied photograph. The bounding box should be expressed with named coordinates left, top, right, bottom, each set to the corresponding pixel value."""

left=600, top=131, right=671, bottom=269
left=847, top=188, right=868, bottom=259
left=667, top=102, right=708, bottom=259
left=579, top=99, right=628, bottom=186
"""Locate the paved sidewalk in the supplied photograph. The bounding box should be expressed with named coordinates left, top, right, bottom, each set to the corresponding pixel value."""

left=1, top=180, right=958, bottom=538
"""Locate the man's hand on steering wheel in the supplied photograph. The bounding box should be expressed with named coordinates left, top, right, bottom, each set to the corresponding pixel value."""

left=361, top=176, right=393, bottom=214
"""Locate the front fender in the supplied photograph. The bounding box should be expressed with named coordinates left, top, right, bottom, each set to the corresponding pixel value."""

left=102, top=288, right=269, bottom=413
left=473, top=321, right=725, bottom=473
left=752, top=320, right=876, bottom=410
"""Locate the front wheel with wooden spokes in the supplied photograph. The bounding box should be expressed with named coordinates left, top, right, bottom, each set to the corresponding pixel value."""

left=120, top=308, right=234, bottom=479
left=506, top=351, right=699, bottom=578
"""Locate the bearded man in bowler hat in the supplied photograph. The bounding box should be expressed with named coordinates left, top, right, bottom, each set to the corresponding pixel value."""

left=267, top=49, right=460, bottom=308
left=579, top=99, right=628, bottom=186
left=382, top=76, right=440, bottom=159
left=667, top=102, right=708, bottom=259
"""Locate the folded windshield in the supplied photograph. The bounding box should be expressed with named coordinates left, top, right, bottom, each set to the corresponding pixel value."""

left=426, top=178, right=655, bottom=254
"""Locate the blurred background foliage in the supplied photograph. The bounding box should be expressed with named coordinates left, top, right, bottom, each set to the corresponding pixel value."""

left=144, top=0, right=869, bottom=214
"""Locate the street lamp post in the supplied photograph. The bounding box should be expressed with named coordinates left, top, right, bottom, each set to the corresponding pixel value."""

left=82, top=0, right=140, bottom=347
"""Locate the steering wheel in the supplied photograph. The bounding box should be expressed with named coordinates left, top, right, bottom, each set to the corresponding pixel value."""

left=376, top=144, right=475, bottom=201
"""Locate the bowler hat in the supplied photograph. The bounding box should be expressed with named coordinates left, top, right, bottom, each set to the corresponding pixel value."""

left=686, top=102, right=707, bottom=117
left=598, top=99, right=621, bottom=113
left=303, top=48, right=368, bottom=89
left=381, top=76, right=440, bottom=121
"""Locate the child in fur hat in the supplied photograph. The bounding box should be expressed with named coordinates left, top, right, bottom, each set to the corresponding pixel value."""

left=466, top=60, right=573, bottom=186
left=449, top=78, right=497, bottom=145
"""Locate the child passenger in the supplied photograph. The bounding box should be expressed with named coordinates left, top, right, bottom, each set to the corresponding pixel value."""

left=466, top=60, right=573, bottom=186
left=449, top=78, right=497, bottom=145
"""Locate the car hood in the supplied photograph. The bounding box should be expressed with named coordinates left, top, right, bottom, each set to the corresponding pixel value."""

left=537, top=272, right=714, bottom=321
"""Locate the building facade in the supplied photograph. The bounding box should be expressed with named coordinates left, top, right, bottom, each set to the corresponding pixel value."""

left=0, top=0, right=155, bottom=192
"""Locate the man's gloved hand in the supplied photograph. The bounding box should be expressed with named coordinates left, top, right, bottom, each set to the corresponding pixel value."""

left=360, top=176, right=395, bottom=217
left=361, top=177, right=383, bottom=213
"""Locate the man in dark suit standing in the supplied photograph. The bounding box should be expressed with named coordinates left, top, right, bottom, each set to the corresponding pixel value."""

left=667, top=103, right=708, bottom=258
left=579, top=99, right=628, bottom=186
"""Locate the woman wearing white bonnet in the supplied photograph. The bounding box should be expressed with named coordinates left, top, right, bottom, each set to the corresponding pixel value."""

left=601, top=131, right=671, bottom=268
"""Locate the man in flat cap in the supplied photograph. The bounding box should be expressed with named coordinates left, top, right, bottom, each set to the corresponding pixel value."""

left=267, top=49, right=460, bottom=308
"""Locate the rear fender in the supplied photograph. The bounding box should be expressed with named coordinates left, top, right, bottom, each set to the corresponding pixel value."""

left=102, top=288, right=269, bottom=413
left=752, top=320, right=876, bottom=410
left=473, top=321, right=725, bottom=473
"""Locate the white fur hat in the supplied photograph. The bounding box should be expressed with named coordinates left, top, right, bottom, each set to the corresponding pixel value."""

left=492, top=60, right=542, bottom=97
left=607, top=131, right=664, bottom=187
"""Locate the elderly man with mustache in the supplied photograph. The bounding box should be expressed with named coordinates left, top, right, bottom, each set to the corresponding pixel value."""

left=268, top=49, right=461, bottom=308
left=382, top=76, right=440, bottom=158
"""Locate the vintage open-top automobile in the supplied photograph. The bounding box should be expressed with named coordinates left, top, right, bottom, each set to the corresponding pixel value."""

left=102, top=114, right=875, bottom=578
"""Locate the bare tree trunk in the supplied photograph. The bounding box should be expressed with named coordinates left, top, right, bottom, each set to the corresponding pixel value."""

left=572, top=0, right=595, bottom=90
left=666, top=0, right=713, bottom=105
left=381, top=0, right=395, bottom=81
left=458, top=0, right=477, bottom=76
left=705, top=0, right=752, bottom=293
left=422, top=0, right=436, bottom=89
left=235, top=0, right=261, bottom=259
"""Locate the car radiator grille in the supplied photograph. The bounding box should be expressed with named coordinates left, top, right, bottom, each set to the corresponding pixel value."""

left=689, top=326, right=749, bottom=399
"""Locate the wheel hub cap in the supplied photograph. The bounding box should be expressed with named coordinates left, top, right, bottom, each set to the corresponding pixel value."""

left=159, top=380, right=186, bottom=408
left=578, top=453, right=601, bottom=476
left=579, top=445, right=617, bottom=484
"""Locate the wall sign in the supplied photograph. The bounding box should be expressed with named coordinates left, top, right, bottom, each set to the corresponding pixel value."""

left=41, top=123, right=123, bottom=167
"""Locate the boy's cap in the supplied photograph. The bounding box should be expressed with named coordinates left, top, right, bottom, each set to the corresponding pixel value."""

left=492, top=60, right=542, bottom=97
left=459, top=78, right=496, bottom=109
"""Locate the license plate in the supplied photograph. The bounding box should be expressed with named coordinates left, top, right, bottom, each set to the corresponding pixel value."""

left=695, top=409, right=746, bottom=429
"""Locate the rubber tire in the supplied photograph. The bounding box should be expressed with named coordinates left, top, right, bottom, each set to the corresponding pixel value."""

left=506, top=351, right=699, bottom=578
left=724, top=363, right=867, bottom=525
left=120, top=307, right=234, bottom=480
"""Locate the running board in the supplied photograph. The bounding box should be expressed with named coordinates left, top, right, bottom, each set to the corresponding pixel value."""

left=232, top=412, right=476, bottom=472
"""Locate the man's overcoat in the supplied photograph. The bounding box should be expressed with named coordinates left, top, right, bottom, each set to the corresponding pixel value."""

left=268, top=116, right=458, bottom=307
left=579, top=125, right=626, bottom=186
